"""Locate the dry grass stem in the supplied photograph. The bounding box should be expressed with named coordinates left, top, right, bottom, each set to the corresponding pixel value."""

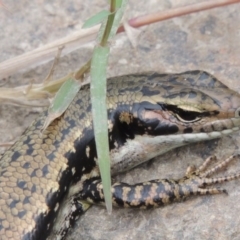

left=0, top=25, right=100, bottom=79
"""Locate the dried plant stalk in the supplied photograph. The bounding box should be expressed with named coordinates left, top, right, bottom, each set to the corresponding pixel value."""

left=0, top=26, right=100, bottom=79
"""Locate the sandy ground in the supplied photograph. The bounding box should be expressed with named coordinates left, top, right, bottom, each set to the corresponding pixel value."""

left=1, top=1, right=240, bottom=239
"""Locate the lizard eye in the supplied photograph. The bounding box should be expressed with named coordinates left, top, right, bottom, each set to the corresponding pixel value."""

left=160, top=104, right=202, bottom=123
left=174, top=108, right=201, bottom=123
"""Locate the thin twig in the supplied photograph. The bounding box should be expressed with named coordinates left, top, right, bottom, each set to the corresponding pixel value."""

left=0, top=142, right=14, bottom=147
left=118, top=0, right=240, bottom=32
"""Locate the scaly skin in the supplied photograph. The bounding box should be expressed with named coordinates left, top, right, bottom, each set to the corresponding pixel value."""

left=1, top=70, right=240, bottom=239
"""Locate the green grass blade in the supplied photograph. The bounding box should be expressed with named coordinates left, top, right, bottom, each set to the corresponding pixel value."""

left=90, top=46, right=112, bottom=213
left=108, top=0, right=128, bottom=39
left=90, top=0, right=128, bottom=213
left=115, top=0, right=123, bottom=8
left=83, top=10, right=112, bottom=28
left=42, top=78, right=80, bottom=131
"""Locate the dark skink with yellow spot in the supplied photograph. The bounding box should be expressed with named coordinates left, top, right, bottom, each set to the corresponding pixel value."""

left=1, top=70, right=240, bottom=239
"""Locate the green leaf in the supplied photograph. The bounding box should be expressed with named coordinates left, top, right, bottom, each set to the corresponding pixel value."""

left=42, top=78, right=81, bottom=131
left=90, top=46, right=112, bottom=213
left=82, top=10, right=112, bottom=28
left=108, top=0, right=128, bottom=39
left=89, top=0, right=128, bottom=214
left=115, top=0, right=123, bottom=8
